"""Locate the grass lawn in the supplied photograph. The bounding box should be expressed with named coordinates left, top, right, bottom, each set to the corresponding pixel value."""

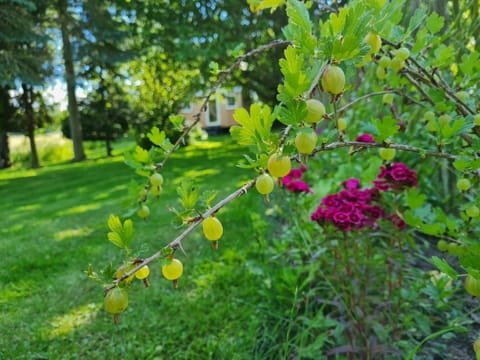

left=0, top=135, right=273, bottom=359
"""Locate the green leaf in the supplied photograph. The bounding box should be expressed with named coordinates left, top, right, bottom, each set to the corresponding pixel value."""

left=431, top=256, right=458, bottom=280
left=133, top=146, right=150, bottom=164
left=108, top=214, right=123, bottom=234
left=201, top=190, right=218, bottom=209
left=169, top=114, right=184, bottom=129
left=404, top=188, right=426, bottom=209
left=230, top=104, right=274, bottom=151
left=278, top=46, right=310, bottom=100
left=441, top=117, right=469, bottom=139
left=404, top=209, right=422, bottom=227
left=177, top=181, right=199, bottom=210
left=420, top=223, right=445, bottom=236
left=459, top=52, right=479, bottom=76
left=412, top=27, right=428, bottom=54
left=432, top=44, right=454, bottom=68
left=374, top=116, right=400, bottom=142
left=406, top=7, right=427, bottom=36
left=275, top=100, right=306, bottom=126
left=122, top=219, right=134, bottom=247
left=147, top=127, right=166, bottom=147
left=107, top=231, right=124, bottom=248
left=426, top=12, right=444, bottom=34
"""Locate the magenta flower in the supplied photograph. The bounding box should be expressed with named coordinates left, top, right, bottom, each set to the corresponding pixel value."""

left=282, top=165, right=313, bottom=194
left=374, top=162, right=417, bottom=191
left=355, top=134, right=375, bottom=143
left=342, top=178, right=360, bottom=190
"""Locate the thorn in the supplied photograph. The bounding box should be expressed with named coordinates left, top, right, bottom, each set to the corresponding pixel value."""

left=143, top=279, right=150, bottom=288
left=173, top=279, right=179, bottom=289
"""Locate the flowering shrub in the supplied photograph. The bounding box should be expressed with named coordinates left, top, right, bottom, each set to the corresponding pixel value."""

left=282, top=164, right=313, bottom=194
left=311, top=162, right=417, bottom=232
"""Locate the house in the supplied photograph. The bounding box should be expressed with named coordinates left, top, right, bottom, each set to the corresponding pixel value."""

left=180, top=87, right=242, bottom=131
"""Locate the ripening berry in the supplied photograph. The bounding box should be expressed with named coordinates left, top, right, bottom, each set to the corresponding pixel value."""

left=466, top=205, right=480, bottom=218
left=305, top=99, right=326, bottom=124
left=135, top=265, right=150, bottom=280
left=115, top=264, right=135, bottom=284
left=394, top=47, right=410, bottom=61
left=382, top=93, right=394, bottom=104
left=436, top=240, right=448, bottom=252
left=474, top=338, right=480, bottom=355
left=256, top=173, right=274, bottom=195
left=426, top=120, right=438, bottom=133
left=337, top=118, right=347, bottom=132
left=379, top=148, right=396, bottom=161
left=151, top=186, right=162, bottom=197
left=267, top=154, right=292, bottom=178
left=162, top=258, right=183, bottom=281
left=104, top=287, right=128, bottom=316
left=364, top=32, right=382, bottom=55
left=474, top=114, right=480, bottom=126
left=438, top=114, right=451, bottom=127
left=457, top=178, right=471, bottom=191
left=202, top=216, right=223, bottom=241
left=376, top=66, right=387, bottom=80
left=150, top=173, right=164, bottom=187
left=137, top=204, right=150, bottom=219
left=295, top=130, right=317, bottom=155
left=321, top=65, right=345, bottom=95
left=390, top=58, right=405, bottom=72
left=424, top=111, right=435, bottom=122
left=465, top=275, right=480, bottom=297
left=378, top=56, right=391, bottom=68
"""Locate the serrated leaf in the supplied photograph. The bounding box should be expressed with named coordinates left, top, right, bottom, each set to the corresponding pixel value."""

left=404, top=209, right=422, bottom=227
left=147, top=126, right=166, bottom=147
left=133, top=146, right=150, bottom=164
left=201, top=190, right=218, bottom=208
left=404, top=188, right=426, bottom=209
left=459, top=52, right=479, bottom=76
left=122, top=219, right=134, bottom=247
left=441, top=117, right=466, bottom=139
left=169, top=114, right=184, bottom=129
left=453, top=158, right=471, bottom=171
left=108, top=214, right=123, bottom=234
left=177, top=181, right=199, bottom=210
left=412, top=27, right=428, bottom=54
left=230, top=104, right=274, bottom=151
left=374, top=116, right=400, bottom=142
left=426, top=12, right=444, bottom=34
left=431, top=256, right=458, bottom=280
left=406, top=7, right=427, bottom=36
left=432, top=44, right=454, bottom=68
left=275, top=101, right=306, bottom=126
left=278, top=46, right=310, bottom=100
left=420, top=223, right=445, bottom=236
left=107, top=231, right=124, bottom=248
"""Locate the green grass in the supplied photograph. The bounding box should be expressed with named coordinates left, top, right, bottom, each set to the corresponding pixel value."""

left=0, top=135, right=272, bottom=359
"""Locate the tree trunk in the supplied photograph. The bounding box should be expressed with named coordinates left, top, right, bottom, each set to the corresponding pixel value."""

left=0, top=131, right=10, bottom=169
left=22, top=84, right=40, bottom=169
left=58, top=0, right=85, bottom=162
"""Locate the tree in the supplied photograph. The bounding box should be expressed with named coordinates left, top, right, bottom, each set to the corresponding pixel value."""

left=54, top=0, right=134, bottom=162
left=0, top=0, right=50, bottom=169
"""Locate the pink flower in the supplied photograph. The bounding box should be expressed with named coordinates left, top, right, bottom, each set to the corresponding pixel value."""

left=355, top=134, right=375, bottom=143
left=283, top=165, right=313, bottom=194
left=374, top=162, right=417, bottom=191
left=342, top=178, right=360, bottom=190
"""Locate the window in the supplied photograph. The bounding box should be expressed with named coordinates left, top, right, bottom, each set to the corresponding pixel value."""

left=225, top=94, right=237, bottom=110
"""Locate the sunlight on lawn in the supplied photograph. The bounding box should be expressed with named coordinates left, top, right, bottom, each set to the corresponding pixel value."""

left=55, top=203, right=101, bottom=216
left=175, top=168, right=221, bottom=183
left=54, top=227, right=93, bottom=241
left=48, top=303, right=101, bottom=338
left=0, top=280, right=36, bottom=303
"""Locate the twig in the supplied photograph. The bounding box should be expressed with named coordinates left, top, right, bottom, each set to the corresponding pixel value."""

left=109, top=179, right=256, bottom=288
left=333, top=90, right=396, bottom=115
left=312, top=141, right=460, bottom=160
left=155, top=39, right=291, bottom=170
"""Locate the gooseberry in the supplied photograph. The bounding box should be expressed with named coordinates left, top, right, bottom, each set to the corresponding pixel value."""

left=382, top=93, right=394, bottom=104
left=394, top=47, right=410, bottom=61
left=202, top=216, right=223, bottom=241
left=162, top=258, right=183, bottom=288
left=267, top=154, right=291, bottom=178
left=295, top=130, right=317, bottom=155
left=305, top=99, right=326, bottom=124
left=436, top=240, right=448, bottom=252
left=378, top=56, right=391, bottom=68
left=473, top=114, right=480, bottom=126
left=379, top=148, right=396, bottom=161
left=424, top=111, right=435, bottom=122
left=364, top=32, right=382, bottom=54
left=457, top=178, right=471, bottom=191
left=321, top=65, right=345, bottom=95
left=105, top=287, right=128, bottom=323
left=337, top=118, right=347, bottom=132
left=137, top=204, right=150, bottom=219
left=135, top=265, right=150, bottom=280
left=376, top=66, right=387, bottom=80
left=465, top=275, right=480, bottom=297
left=256, top=173, right=274, bottom=195
left=150, top=173, right=164, bottom=187
left=466, top=205, right=480, bottom=218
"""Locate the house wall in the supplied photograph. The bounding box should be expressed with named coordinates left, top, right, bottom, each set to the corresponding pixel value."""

left=180, top=88, right=242, bottom=129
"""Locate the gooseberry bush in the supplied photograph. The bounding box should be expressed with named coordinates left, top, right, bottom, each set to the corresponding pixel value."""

left=88, top=0, right=479, bottom=357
